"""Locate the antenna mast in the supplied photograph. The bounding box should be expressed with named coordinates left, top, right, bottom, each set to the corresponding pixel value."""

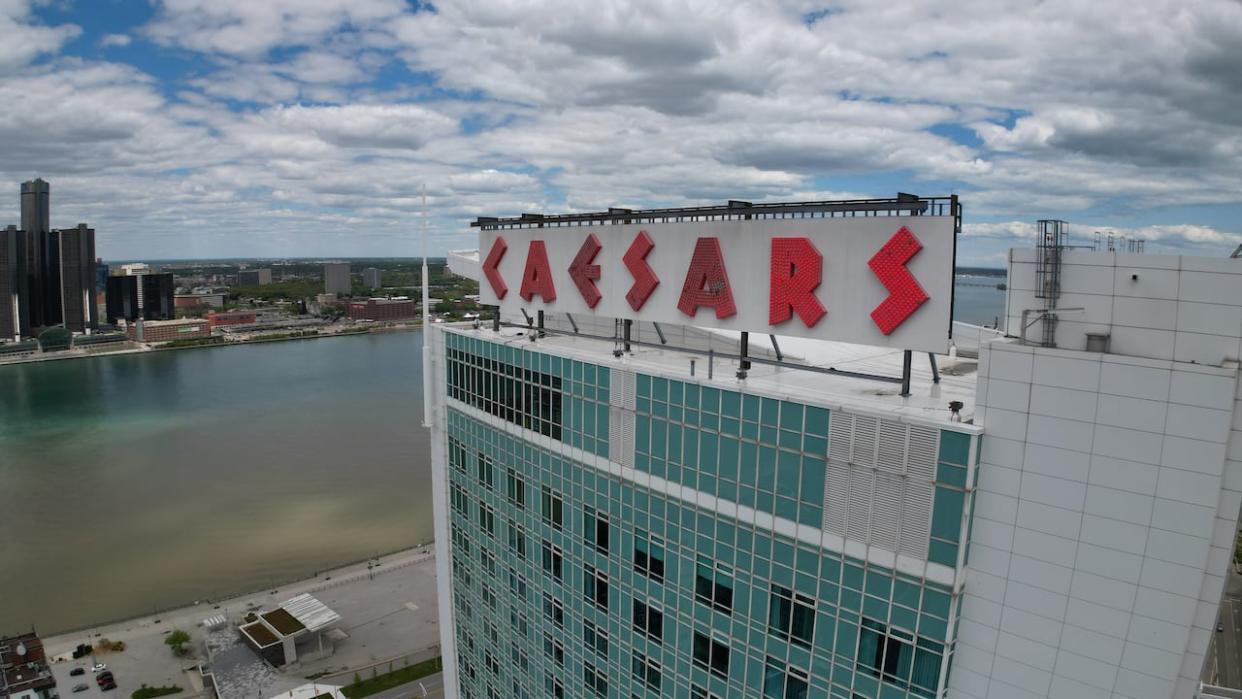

left=421, top=184, right=432, bottom=428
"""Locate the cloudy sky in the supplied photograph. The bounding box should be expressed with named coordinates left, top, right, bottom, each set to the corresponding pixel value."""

left=0, top=0, right=1238, bottom=265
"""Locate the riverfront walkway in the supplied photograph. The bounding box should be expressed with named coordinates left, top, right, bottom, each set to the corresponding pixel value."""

left=42, top=546, right=441, bottom=699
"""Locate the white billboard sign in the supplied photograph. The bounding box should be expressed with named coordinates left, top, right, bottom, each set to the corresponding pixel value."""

left=478, top=215, right=955, bottom=353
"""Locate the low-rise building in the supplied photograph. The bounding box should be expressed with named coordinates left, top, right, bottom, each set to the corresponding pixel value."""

left=0, top=632, right=56, bottom=699
left=347, top=297, right=417, bottom=321
left=124, top=318, right=211, bottom=343
left=238, top=269, right=272, bottom=286
left=207, top=310, right=257, bottom=329
left=238, top=594, right=341, bottom=667
left=175, top=293, right=225, bottom=309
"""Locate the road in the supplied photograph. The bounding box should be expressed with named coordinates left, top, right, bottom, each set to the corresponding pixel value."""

left=1215, top=565, right=1242, bottom=687
left=366, top=673, right=444, bottom=699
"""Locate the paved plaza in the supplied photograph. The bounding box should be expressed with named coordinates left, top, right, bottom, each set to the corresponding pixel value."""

left=42, top=547, right=441, bottom=699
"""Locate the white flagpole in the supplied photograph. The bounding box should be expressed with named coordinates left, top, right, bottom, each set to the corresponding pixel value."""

left=421, top=184, right=432, bottom=429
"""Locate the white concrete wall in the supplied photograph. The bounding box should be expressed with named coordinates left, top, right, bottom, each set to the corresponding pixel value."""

left=1007, top=250, right=1242, bottom=366
left=446, top=250, right=479, bottom=282
left=953, top=250, right=1242, bottom=699
left=427, top=326, right=459, bottom=699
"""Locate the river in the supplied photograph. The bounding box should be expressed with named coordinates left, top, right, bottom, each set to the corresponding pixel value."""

left=0, top=278, right=1004, bottom=635
left=0, top=332, right=431, bottom=634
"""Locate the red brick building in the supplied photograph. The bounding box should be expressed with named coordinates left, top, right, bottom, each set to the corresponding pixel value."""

left=347, top=297, right=417, bottom=321
left=1, top=632, right=56, bottom=699
left=125, top=318, right=211, bottom=343
left=207, top=310, right=257, bottom=329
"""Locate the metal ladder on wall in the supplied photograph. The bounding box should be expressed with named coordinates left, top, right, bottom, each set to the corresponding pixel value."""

left=1033, top=219, right=1066, bottom=347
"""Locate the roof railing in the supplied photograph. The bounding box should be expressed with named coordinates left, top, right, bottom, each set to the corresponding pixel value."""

left=471, top=195, right=958, bottom=230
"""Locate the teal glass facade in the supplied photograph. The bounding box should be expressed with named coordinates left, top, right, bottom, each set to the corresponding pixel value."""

left=442, top=330, right=979, bottom=699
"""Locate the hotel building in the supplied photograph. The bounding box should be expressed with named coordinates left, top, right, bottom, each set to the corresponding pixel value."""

left=427, top=200, right=1242, bottom=699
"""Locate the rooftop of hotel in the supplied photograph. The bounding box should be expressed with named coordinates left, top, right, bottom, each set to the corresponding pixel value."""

left=447, top=316, right=989, bottom=431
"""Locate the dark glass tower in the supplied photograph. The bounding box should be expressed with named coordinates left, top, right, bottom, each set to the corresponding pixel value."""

left=55, top=224, right=97, bottom=334
left=20, top=178, right=49, bottom=327
left=106, top=272, right=174, bottom=324
left=0, top=225, right=28, bottom=340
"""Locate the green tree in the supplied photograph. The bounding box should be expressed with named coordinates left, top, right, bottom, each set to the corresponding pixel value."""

left=164, top=630, right=191, bottom=656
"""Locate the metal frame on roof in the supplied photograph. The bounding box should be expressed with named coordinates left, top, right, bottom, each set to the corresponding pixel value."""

left=471, top=194, right=960, bottom=231
left=280, top=593, right=340, bottom=633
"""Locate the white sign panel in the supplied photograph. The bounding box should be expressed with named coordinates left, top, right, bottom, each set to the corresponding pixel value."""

left=478, top=216, right=955, bottom=353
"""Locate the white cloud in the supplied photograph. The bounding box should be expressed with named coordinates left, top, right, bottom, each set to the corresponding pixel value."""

left=0, top=0, right=1236, bottom=259
left=144, top=0, right=409, bottom=57
left=0, top=0, right=79, bottom=70
left=99, top=33, right=131, bottom=48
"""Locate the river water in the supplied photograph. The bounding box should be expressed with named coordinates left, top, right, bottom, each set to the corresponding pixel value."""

left=0, top=279, right=1003, bottom=635
left=0, top=332, right=431, bottom=634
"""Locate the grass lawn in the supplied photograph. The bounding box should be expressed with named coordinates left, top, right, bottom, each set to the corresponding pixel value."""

left=341, top=658, right=443, bottom=699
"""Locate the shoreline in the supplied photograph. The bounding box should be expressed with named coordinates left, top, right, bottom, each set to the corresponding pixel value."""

left=0, top=322, right=426, bottom=367
left=41, top=542, right=435, bottom=654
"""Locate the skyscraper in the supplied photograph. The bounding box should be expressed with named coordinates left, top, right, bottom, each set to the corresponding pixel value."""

left=363, top=267, right=382, bottom=289
left=429, top=199, right=1242, bottom=699
left=0, top=180, right=103, bottom=340
left=0, top=225, right=27, bottom=341
left=20, top=178, right=48, bottom=327
left=106, top=272, right=174, bottom=324
left=324, top=262, right=351, bottom=295
left=428, top=199, right=973, bottom=699
left=431, top=325, right=974, bottom=699
left=54, top=224, right=97, bottom=334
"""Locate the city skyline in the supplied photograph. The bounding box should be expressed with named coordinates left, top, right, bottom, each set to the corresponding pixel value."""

left=0, top=179, right=97, bottom=340
left=0, top=2, right=1236, bottom=263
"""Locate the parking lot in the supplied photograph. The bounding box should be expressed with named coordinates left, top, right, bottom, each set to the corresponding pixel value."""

left=43, top=547, right=439, bottom=699
left=49, top=633, right=203, bottom=699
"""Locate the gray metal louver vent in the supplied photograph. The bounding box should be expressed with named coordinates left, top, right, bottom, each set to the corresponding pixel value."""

left=608, top=406, right=623, bottom=461
left=907, top=426, right=939, bottom=481
left=871, top=473, right=904, bottom=551
left=853, top=416, right=878, bottom=467
left=876, top=420, right=907, bottom=474
left=828, top=412, right=852, bottom=463
left=899, top=482, right=933, bottom=557
left=610, top=368, right=636, bottom=409
left=620, top=411, right=635, bottom=468
left=846, top=467, right=874, bottom=542
left=823, top=462, right=849, bottom=536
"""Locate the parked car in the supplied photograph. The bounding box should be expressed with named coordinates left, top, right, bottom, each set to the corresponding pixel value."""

left=99, top=682, right=116, bottom=692
left=91, top=663, right=106, bottom=672
left=72, top=684, right=89, bottom=693
left=95, top=672, right=114, bottom=682
left=70, top=668, right=85, bottom=676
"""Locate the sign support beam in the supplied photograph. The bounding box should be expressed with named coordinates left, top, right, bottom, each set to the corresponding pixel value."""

left=900, top=350, right=913, bottom=397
